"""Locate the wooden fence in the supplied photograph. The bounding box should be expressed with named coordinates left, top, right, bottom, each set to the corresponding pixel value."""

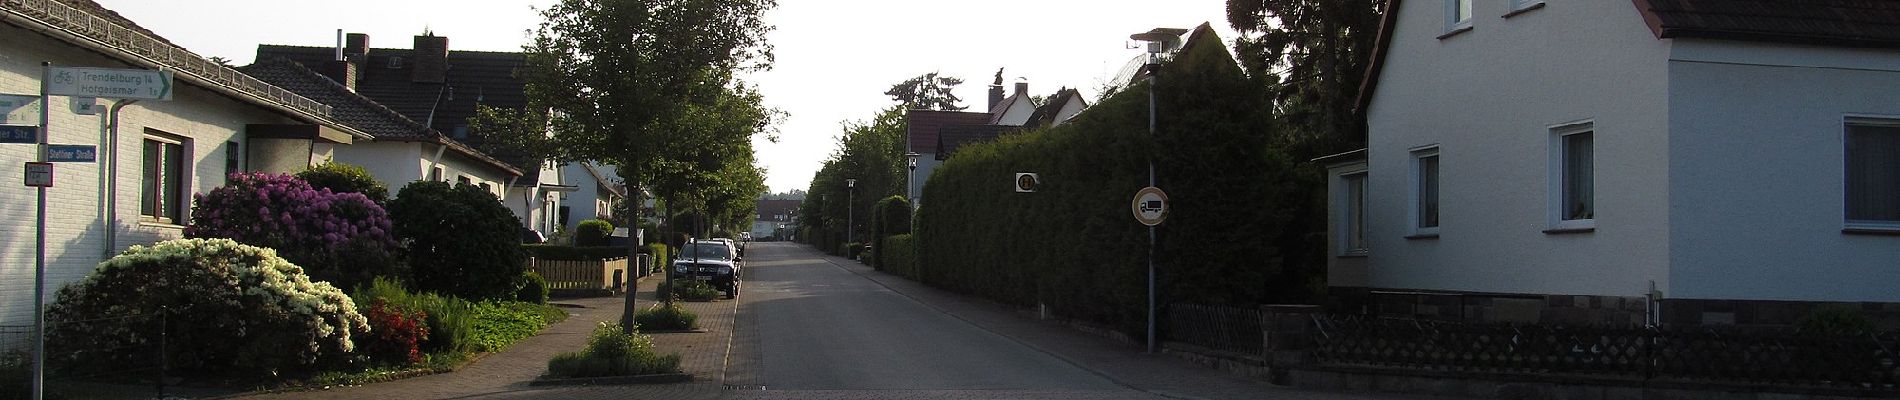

left=530, top=257, right=627, bottom=291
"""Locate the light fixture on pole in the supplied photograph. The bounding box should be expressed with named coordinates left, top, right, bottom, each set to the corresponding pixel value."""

left=905, top=152, right=920, bottom=200
left=1130, top=27, right=1178, bottom=355
left=846, top=178, right=857, bottom=246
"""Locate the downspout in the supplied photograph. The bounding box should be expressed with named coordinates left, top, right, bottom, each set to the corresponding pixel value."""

left=102, top=99, right=138, bottom=258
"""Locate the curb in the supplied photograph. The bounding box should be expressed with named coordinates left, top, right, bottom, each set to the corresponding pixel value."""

left=527, top=373, right=694, bottom=387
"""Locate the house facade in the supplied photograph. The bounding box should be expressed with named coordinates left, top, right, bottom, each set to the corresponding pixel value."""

left=1331, top=0, right=1900, bottom=325
left=0, top=0, right=365, bottom=325
left=558, top=161, right=625, bottom=232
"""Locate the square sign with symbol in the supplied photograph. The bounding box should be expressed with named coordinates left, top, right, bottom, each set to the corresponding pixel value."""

left=24, top=162, right=52, bottom=187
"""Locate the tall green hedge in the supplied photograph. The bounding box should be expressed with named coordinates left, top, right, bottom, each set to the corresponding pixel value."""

left=576, top=219, right=615, bottom=246
left=882, top=234, right=918, bottom=280
left=868, top=196, right=911, bottom=270
left=916, top=27, right=1305, bottom=339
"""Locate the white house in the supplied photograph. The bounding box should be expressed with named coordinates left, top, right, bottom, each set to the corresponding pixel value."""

left=1328, top=0, right=1900, bottom=326
left=558, top=161, right=625, bottom=232
left=0, top=0, right=368, bottom=325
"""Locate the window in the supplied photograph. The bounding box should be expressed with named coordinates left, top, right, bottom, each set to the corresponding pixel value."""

left=387, top=56, right=404, bottom=69
left=453, top=125, right=468, bottom=140
left=141, top=134, right=187, bottom=224
left=430, top=166, right=443, bottom=182
left=559, top=205, right=571, bottom=227
left=458, top=175, right=472, bottom=185
left=1550, top=122, right=1595, bottom=231
left=1510, top=0, right=1545, bottom=12
left=1846, top=119, right=1900, bottom=229
left=1446, top=0, right=1474, bottom=30
left=1342, top=171, right=1369, bottom=255
left=224, top=141, right=241, bottom=180
left=1411, top=147, right=1441, bottom=236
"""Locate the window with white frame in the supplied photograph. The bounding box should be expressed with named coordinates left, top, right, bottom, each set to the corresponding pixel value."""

left=1341, top=171, right=1369, bottom=255
left=1446, top=0, right=1474, bottom=30
left=1411, top=147, right=1441, bottom=236
left=1845, top=119, right=1900, bottom=229
left=1551, top=122, right=1595, bottom=230
left=141, top=131, right=188, bottom=225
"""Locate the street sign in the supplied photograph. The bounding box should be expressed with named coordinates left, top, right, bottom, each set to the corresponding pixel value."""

left=0, top=94, right=40, bottom=124
left=0, top=125, right=35, bottom=144
left=44, top=144, right=96, bottom=163
left=1014, top=173, right=1040, bottom=193
left=45, top=67, right=174, bottom=100
left=1131, top=186, right=1169, bottom=226
left=23, top=162, right=51, bottom=187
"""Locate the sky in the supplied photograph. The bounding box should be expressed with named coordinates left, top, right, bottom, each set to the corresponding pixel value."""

left=94, top=0, right=1242, bottom=193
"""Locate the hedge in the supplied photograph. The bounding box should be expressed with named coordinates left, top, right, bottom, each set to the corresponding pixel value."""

left=868, top=196, right=911, bottom=270
left=881, top=234, right=918, bottom=280
left=915, top=26, right=1308, bottom=339
left=521, top=245, right=631, bottom=261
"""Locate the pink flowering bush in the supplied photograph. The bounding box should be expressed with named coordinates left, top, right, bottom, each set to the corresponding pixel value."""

left=46, top=238, right=369, bottom=378
left=187, top=172, right=401, bottom=290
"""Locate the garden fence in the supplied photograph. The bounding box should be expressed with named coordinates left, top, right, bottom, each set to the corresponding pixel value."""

left=1165, top=303, right=1265, bottom=356
left=530, top=257, right=627, bottom=291
left=1, top=313, right=172, bottom=399
left=1311, top=314, right=1900, bottom=391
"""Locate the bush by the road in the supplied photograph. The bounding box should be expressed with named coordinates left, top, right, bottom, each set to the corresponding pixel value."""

left=916, top=26, right=1311, bottom=338
left=517, top=271, right=550, bottom=304
left=575, top=219, right=614, bottom=246
left=882, top=234, right=918, bottom=280
left=47, top=239, right=368, bottom=378
left=546, top=322, right=680, bottom=378
left=634, top=302, right=698, bottom=331
left=656, top=279, right=719, bottom=302
left=185, top=172, right=401, bottom=292
left=868, top=196, right=911, bottom=270
left=389, top=181, right=527, bottom=301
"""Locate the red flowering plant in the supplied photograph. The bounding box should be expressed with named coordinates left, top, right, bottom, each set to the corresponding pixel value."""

left=360, top=299, right=430, bottom=365
left=187, top=172, right=402, bottom=290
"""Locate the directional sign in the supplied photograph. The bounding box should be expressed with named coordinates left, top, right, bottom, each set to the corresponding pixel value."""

left=0, top=94, right=39, bottom=125
left=1014, top=173, right=1040, bottom=193
left=46, top=67, right=174, bottom=100
left=44, top=144, right=97, bottom=163
left=0, top=125, right=35, bottom=144
left=24, top=162, right=52, bottom=187
left=1131, top=186, right=1169, bottom=226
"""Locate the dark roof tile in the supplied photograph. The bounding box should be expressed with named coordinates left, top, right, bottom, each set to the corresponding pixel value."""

left=1636, top=0, right=1900, bottom=47
left=907, top=110, right=993, bottom=154
left=935, top=124, right=1020, bottom=160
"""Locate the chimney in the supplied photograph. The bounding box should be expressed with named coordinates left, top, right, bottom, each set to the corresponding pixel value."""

left=412, top=35, right=448, bottom=84
left=1014, top=79, right=1029, bottom=99
left=345, top=33, right=370, bottom=58
left=321, top=31, right=360, bottom=91
left=988, top=83, right=1004, bottom=111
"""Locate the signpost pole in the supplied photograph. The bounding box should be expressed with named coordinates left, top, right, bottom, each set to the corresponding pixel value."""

left=1145, top=56, right=1158, bottom=355
left=32, top=61, right=50, bottom=400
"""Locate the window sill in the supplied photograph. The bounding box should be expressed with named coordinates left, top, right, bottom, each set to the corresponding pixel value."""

left=1437, top=25, right=1474, bottom=40
left=1842, top=227, right=1900, bottom=236
left=1404, top=233, right=1440, bottom=240
left=1542, top=227, right=1595, bottom=235
left=1337, top=251, right=1369, bottom=259
left=139, top=221, right=186, bottom=230
left=1502, top=2, right=1546, bottom=18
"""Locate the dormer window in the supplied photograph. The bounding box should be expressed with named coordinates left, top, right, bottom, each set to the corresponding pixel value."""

left=388, top=56, right=405, bottom=69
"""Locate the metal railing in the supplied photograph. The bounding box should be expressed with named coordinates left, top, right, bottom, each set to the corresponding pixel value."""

left=1165, top=303, right=1265, bottom=356
left=1, top=0, right=334, bottom=118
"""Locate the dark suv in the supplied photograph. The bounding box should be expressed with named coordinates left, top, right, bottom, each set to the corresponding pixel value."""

left=672, top=241, right=742, bottom=298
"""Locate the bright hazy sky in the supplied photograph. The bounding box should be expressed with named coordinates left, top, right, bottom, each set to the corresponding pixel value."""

left=95, top=0, right=1241, bottom=193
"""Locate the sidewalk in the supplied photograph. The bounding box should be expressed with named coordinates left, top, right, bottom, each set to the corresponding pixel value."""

left=234, top=272, right=738, bottom=400
left=807, top=248, right=1448, bottom=400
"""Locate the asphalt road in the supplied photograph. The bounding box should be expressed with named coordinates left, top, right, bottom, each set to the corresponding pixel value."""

left=726, top=242, right=1145, bottom=397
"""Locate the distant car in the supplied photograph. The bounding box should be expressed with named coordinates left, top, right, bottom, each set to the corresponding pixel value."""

left=711, top=237, right=743, bottom=256
left=739, top=232, right=753, bottom=241
left=673, top=240, right=741, bottom=298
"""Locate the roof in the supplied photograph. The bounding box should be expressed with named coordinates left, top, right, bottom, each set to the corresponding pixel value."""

left=1359, top=0, right=1900, bottom=113
left=579, top=162, right=626, bottom=198
left=240, top=58, right=523, bottom=177
left=1635, top=0, right=1900, bottom=48
left=906, top=109, right=993, bottom=154
left=1025, top=88, right=1085, bottom=127
left=755, top=199, right=801, bottom=222
left=935, top=124, right=1020, bottom=160
left=1312, top=148, right=1368, bottom=165
left=254, top=43, right=539, bottom=176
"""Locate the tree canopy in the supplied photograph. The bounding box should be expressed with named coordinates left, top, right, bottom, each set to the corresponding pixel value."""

left=885, top=72, right=967, bottom=111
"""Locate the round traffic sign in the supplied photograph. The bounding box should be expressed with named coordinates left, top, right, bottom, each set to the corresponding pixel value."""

left=1131, top=186, right=1168, bottom=226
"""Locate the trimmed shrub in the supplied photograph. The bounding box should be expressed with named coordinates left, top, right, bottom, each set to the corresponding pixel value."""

left=1798, top=306, right=1876, bottom=336
left=575, top=219, right=614, bottom=246
left=517, top=271, right=550, bottom=304
left=657, top=279, right=718, bottom=302
left=868, top=196, right=911, bottom=270
left=360, top=300, right=429, bottom=365
left=46, top=239, right=368, bottom=377
left=882, top=234, right=919, bottom=280
left=522, top=245, right=629, bottom=261
left=186, top=172, right=400, bottom=291
left=388, top=181, right=527, bottom=301
left=633, top=302, right=698, bottom=331
left=297, top=162, right=390, bottom=204
left=546, top=322, right=680, bottom=378
left=645, top=243, right=672, bottom=273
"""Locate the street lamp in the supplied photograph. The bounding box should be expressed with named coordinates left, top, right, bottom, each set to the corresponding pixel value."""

left=846, top=178, right=857, bottom=246
left=1130, top=28, right=1176, bottom=355
left=905, top=152, right=920, bottom=202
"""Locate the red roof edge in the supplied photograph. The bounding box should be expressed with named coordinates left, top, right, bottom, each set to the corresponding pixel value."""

left=1354, top=0, right=1403, bottom=116
left=1631, top=0, right=1669, bottom=39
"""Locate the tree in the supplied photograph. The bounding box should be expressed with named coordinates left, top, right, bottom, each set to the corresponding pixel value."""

left=885, top=72, right=967, bottom=111
left=798, top=105, right=907, bottom=251
left=1227, top=0, right=1383, bottom=153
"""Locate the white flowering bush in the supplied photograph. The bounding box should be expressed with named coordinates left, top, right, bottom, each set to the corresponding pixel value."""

left=46, top=238, right=369, bottom=378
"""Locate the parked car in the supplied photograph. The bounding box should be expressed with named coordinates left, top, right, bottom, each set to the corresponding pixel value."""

left=712, top=237, right=743, bottom=256
left=673, top=240, right=741, bottom=298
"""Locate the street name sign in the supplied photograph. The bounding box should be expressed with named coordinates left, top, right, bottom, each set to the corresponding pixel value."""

left=44, top=144, right=96, bottom=163
left=1131, top=186, right=1169, bottom=226
left=0, top=125, right=36, bottom=144
left=46, top=67, right=174, bottom=101
left=0, top=94, right=40, bottom=125
left=23, top=162, right=52, bottom=187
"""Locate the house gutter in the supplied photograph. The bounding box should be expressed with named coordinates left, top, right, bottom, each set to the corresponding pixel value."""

left=102, top=99, right=137, bottom=258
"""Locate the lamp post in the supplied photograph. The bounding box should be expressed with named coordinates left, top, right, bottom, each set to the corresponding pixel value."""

left=846, top=178, right=857, bottom=246
left=1130, top=28, right=1173, bottom=355
left=905, top=152, right=920, bottom=200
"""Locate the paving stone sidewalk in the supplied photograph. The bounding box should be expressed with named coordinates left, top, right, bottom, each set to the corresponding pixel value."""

left=233, top=272, right=737, bottom=400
